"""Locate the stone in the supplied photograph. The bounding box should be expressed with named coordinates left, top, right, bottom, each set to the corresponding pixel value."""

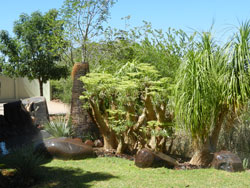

left=22, top=96, right=50, bottom=126
left=211, top=151, right=244, bottom=172
left=37, top=137, right=95, bottom=160
left=94, top=139, right=103, bottom=147
left=84, top=139, right=94, bottom=147
left=0, top=115, right=11, bottom=141
left=4, top=100, right=34, bottom=131
left=73, top=137, right=83, bottom=143
left=2, top=101, right=38, bottom=140
left=39, top=130, right=52, bottom=139
left=135, top=148, right=154, bottom=168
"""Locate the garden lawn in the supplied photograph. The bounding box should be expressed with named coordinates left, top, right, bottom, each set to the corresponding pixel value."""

left=33, top=157, right=250, bottom=188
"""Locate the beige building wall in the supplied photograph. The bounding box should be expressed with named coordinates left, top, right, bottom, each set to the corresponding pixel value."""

left=0, top=75, right=50, bottom=102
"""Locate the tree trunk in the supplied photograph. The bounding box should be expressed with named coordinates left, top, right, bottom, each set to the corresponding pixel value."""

left=189, top=140, right=214, bottom=167
left=144, top=94, right=157, bottom=121
left=116, top=136, right=127, bottom=154
left=38, top=79, right=43, bottom=96
left=89, top=99, right=117, bottom=150
left=70, top=62, right=98, bottom=138
left=190, top=107, right=228, bottom=166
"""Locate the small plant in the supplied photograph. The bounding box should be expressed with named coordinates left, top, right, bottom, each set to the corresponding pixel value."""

left=44, top=116, right=72, bottom=137
left=0, top=144, right=47, bottom=187
left=51, top=77, right=72, bottom=104
left=243, top=158, right=249, bottom=170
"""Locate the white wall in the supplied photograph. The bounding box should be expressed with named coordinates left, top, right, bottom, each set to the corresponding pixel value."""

left=0, top=75, right=50, bottom=102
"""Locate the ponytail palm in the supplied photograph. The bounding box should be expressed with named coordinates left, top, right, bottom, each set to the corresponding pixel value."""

left=175, top=23, right=250, bottom=166
left=175, top=31, right=227, bottom=165
left=226, top=20, right=250, bottom=108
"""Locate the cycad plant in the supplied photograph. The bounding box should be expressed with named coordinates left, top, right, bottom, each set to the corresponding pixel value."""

left=175, top=22, right=250, bottom=166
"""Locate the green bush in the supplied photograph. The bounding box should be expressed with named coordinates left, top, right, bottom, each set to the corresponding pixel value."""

left=0, top=144, right=46, bottom=187
left=51, top=77, right=72, bottom=104
left=44, top=117, right=72, bottom=137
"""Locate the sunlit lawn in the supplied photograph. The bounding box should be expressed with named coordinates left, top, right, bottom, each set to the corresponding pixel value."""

left=33, top=157, right=250, bottom=188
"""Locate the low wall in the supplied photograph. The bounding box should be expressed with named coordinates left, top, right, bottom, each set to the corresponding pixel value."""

left=0, top=76, right=50, bottom=102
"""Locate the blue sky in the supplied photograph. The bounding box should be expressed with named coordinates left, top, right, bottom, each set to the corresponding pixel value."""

left=0, top=0, right=250, bottom=40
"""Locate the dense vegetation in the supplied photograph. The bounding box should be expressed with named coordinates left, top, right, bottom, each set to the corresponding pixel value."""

left=77, top=22, right=250, bottom=166
left=0, top=0, right=250, bottom=169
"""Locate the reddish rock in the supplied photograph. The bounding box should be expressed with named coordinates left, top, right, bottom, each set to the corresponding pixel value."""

left=211, top=151, right=243, bottom=172
left=73, top=137, right=83, bottom=143
left=135, top=148, right=154, bottom=168
left=94, top=139, right=103, bottom=147
left=38, top=137, right=95, bottom=160
left=84, top=140, right=94, bottom=147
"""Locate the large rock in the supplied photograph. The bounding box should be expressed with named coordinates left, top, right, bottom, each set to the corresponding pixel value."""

left=37, top=137, right=95, bottom=160
left=135, top=148, right=154, bottom=168
left=22, top=96, right=49, bottom=126
left=4, top=100, right=34, bottom=131
left=211, top=151, right=244, bottom=172
left=0, top=115, right=11, bottom=141
left=2, top=101, right=38, bottom=139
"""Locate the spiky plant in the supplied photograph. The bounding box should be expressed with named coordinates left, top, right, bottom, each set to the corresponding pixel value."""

left=44, top=117, right=72, bottom=137
left=175, top=22, right=250, bottom=166
left=0, top=144, right=47, bottom=187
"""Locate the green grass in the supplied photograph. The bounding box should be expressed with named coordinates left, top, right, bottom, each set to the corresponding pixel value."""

left=32, top=157, right=250, bottom=188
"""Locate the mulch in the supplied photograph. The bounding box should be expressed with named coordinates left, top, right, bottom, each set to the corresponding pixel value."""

left=93, top=148, right=134, bottom=161
left=93, top=147, right=201, bottom=170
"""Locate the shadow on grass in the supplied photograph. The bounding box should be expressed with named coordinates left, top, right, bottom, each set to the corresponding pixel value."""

left=34, top=166, right=117, bottom=188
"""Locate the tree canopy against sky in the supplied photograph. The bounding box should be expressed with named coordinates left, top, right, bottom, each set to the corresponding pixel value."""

left=61, top=0, right=116, bottom=63
left=0, top=9, right=68, bottom=96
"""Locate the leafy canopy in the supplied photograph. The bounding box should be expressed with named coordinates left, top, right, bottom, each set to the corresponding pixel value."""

left=61, top=0, right=116, bottom=62
left=0, top=9, right=69, bottom=95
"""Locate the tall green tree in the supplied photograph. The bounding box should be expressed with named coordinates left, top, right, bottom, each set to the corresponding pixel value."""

left=0, top=9, right=68, bottom=96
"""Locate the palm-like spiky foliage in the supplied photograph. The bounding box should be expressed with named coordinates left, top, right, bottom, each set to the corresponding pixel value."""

left=175, top=22, right=250, bottom=166
left=175, top=31, right=226, bottom=146
left=226, top=20, right=250, bottom=108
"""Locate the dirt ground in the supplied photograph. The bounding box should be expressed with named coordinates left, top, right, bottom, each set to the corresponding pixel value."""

left=47, top=100, right=70, bottom=115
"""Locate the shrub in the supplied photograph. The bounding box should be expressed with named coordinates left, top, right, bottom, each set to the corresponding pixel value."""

left=44, top=116, right=72, bottom=137
left=51, top=77, right=72, bottom=104
left=80, top=62, right=174, bottom=153
left=0, top=144, right=47, bottom=187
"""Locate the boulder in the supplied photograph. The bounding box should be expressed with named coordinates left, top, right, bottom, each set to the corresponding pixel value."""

left=2, top=101, right=38, bottom=141
left=22, top=96, right=49, bottom=126
left=73, top=137, right=83, bottom=143
left=37, top=137, right=95, bottom=160
left=4, top=100, right=34, bottom=132
left=135, top=148, right=154, bottom=168
left=39, top=130, right=52, bottom=139
left=84, top=139, right=94, bottom=147
left=0, top=115, right=11, bottom=141
left=94, top=139, right=103, bottom=147
left=211, top=151, right=244, bottom=172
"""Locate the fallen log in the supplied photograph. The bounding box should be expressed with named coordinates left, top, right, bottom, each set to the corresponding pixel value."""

left=153, top=150, right=179, bottom=166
